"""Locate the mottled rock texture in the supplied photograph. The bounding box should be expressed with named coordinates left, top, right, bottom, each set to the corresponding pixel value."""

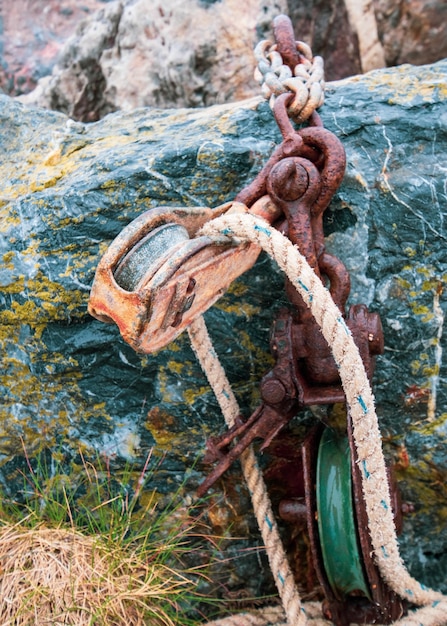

left=289, top=0, right=447, bottom=76
left=375, top=0, right=447, bottom=67
left=6, top=0, right=447, bottom=121
left=1, top=61, right=447, bottom=595
left=0, top=0, right=109, bottom=97
left=15, top=0, right=288, bottom=121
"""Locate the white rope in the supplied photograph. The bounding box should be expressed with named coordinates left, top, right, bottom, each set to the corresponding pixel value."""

left=188, top=316, right=306, bottom=626
left=191, top=211, right=447, bottom=625
left=203, top=602, right=333, bottom=626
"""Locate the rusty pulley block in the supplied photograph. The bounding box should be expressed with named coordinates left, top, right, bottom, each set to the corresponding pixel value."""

left=88, top=14, right=408, bottom=626
left=88, top=200, right=281, bottom=353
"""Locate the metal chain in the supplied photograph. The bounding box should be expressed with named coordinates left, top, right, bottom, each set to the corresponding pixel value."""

left=254, top=39, right=325, bottom=123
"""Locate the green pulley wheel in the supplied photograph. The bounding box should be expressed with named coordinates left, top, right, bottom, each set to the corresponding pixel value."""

left=316, top=427, right=371, bottom=601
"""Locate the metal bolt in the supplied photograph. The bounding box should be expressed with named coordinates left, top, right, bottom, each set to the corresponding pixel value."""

left=261, top=378, right=287, bottom=404
left=279, top=498, right=307, bottom=524
left=269, top=158, right=309, bottom=202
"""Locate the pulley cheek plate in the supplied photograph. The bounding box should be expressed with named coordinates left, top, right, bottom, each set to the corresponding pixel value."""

left=138, top=241, right=261, bottom=352
left=88, top=203, right=263, bottom=353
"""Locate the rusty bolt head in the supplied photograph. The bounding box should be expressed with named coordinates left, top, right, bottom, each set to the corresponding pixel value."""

left=261, top=378, right=287, bottom=404
left=269, top=158, right=309, bottom=202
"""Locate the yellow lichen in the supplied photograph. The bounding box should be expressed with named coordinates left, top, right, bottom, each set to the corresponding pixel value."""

left=213, top=301, right=261, bottom=318
left=396, top=460, right=447, bottom=529
left=167, top=360, right=186, bottom=375
left=364, top=64, right=447, bottom=106
left=183, top=386, right=210, bottom=406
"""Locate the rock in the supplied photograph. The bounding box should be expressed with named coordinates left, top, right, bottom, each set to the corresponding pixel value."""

left=289, top=0, right=447, bottom=78
left=11, top=0, right=447, bottom=122
left=375, top=0, right=447, bottom=67
left=2, top=60, right=447, bottom=595
left=100, top=0, right=288, bottom=110
left=18, top=0, right=288, bottom=121
left=17, top=1, right=125, bottom=122
left=0, top=0, right=110, bottom=97
left=343, top=0, right=386, bottom=72
left=288, top=0, right=364, bottom=79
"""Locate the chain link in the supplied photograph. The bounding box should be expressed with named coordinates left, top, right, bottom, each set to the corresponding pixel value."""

left=254, top=39, right=325, bottom=123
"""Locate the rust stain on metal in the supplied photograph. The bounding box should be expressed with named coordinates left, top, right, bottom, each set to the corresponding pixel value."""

left=88, top=202, right=281, bottom=353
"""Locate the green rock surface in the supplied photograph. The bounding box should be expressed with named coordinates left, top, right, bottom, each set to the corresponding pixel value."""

left=1, top=60, right=447, bottom=595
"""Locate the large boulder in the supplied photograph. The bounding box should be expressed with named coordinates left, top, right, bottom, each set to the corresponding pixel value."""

left=1, top=60, right=447, bottom=595
left=288, top=0, right=447, bottom=76
left=6, top=0, right=447, bottom=122
left=374, top=0, right=447, bottom=67
left=0, top=0, right=108, bottom=97
left=16, top=0, right=288, bottom=121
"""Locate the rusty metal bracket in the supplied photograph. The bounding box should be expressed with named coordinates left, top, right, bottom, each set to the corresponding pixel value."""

left=196, top=16, right=401, bottom=624
left=198, top=94, right=384, bottom=494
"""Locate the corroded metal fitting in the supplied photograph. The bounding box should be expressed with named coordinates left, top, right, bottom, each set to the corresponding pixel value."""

left=88, top=201, right=280, bottom=353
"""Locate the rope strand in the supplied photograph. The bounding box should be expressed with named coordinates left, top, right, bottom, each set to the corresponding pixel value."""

left=188, top=316, right=306, bottom=626
left=191, top=211, right=447, bottom=625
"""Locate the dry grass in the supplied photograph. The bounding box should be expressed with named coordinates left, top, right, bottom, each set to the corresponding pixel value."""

left=0, top=520, right=193, bottom=626
left=0, top=447, right=221, bottom=625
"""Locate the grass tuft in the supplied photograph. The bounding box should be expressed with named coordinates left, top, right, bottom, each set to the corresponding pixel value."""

left=0, top=522, right=191, bottom=625
left=0, top=446, right=217, bottom=625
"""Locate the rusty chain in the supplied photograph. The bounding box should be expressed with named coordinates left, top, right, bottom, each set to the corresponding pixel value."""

left=254, top=15, right=325, bottom=123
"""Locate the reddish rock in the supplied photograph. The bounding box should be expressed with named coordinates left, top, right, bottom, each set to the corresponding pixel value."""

left=375, top=0, right=447, bottom=66
left=288, top=0, right=363, bottom=81
left=288, top=0, right=447, bottom=78
left=18, top=0, right=289, bottom=121
left=0, top=0, right=108, bottom=96
left=4, top=0, right=447, bottom=121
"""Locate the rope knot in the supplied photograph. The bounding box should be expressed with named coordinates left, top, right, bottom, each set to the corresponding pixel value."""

left=254, top=40, right=325, bottom=123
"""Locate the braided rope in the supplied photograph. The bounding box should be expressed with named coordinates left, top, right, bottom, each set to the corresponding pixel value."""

left=188, top=317, right=306, bottom=626
left=203, top=603, right=447, bottom=626
left=254, top=40, right=324, bottom=123
left=204, top=608, right=286, bottom=626
left=203, top=602, right=333, bottom=626
left=193, top=212, right=447, bottom=625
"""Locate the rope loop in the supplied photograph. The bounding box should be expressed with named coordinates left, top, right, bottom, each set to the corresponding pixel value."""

left=194, top=211, right=447, bottom=626
left=254, top=40, right=325, bottom=123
